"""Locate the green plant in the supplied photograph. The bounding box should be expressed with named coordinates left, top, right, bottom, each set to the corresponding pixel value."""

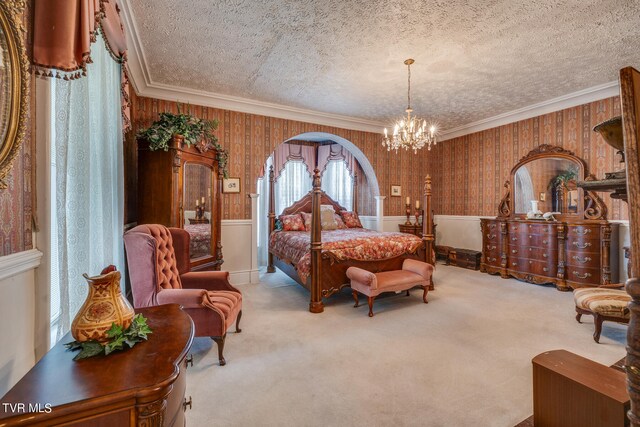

left=550, top=167, right=578, bottom=190
left=65, top=314, right=153, bottom=361
left=137, top=109, right=229, bottom=176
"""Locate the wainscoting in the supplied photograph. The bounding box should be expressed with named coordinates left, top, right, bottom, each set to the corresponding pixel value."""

left=0, top=249, right=42, bottom=397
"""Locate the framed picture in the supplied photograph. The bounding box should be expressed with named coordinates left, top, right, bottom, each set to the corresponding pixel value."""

left=390, top=185, right=401, bottom=197
left=223, top=177, right=241, bottom=193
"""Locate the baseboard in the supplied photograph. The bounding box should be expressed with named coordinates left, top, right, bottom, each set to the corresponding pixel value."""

left=228, top=269, right=260, bottom=285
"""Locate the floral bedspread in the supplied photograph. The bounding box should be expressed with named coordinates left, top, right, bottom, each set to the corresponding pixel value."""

left=269, top=228, right=423, bottom=283
left=184, top=223, right=211, bottom=258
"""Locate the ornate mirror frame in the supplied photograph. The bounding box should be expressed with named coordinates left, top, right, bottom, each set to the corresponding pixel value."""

left=497, top=144, right=607, bottom=220
left=0, top=1, right=29, bottom=189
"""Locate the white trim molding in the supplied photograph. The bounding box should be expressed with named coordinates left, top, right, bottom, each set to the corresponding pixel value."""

left=438, top=81, right=620, bottom=141
left=0, top=249, right=44, bottom=281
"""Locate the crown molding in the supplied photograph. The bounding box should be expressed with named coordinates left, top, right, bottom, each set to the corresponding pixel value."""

left=438, top=80, right=620, bottom=141
left=121, top=1, right=620, bottom=140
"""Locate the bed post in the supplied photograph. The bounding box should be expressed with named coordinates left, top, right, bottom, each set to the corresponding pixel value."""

left=267, top=165, right=276, bottom=273
left=309, top=168, right=324, bottom=313
left=353, top=172, right=358, bottom=213
left=423, top=175, right=435, bottom=266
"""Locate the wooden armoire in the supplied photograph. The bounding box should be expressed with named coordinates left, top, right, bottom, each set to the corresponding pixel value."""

left=480, top=144, right=619, bottom=290
left=138, top=135, right=223, bottom=270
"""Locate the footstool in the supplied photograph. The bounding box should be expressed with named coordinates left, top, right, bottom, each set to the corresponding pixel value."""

left=573, top=287, right=630, bottom=343
left=346, top=259, right=434, bottom=317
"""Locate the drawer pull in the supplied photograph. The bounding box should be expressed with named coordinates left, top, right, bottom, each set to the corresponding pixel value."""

left=489, top=257, right=497, bottom=262
left=184, top=396, right=193, bottom=412
left=573, top=271, right=592, bottom=279
left=486, top=245, right=496, bottom=250
left=572, top=255, right=592, bottom=264
left=529, top=260, right=533, bottom=265
left=528, top=235, right=532, bottom=239
left=572, top=242, right=592, bottom=249
left=512, top=262, right=518, bottom=266
left=512, top=249, right=518, bottom=254
left=512, top=237, right=518, bottom=241
left=543, top=267, right=548, bottom=272
left=543, top=240, right=548, bottom=245
left=575, top=228, right=592, bottom=235
left=543, top=253, right=548, bottom=258
left=486, top=234, right=496, bottom=239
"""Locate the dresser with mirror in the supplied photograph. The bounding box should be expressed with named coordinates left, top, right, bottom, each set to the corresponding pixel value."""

left=137, top=135, right=223, bottom=270
left=480, top=144, right=618, bottom=290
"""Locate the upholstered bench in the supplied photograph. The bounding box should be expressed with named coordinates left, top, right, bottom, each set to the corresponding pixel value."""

left=346, top=259, right=434, bottom=317
left=574, top=287, right=630, bottom=343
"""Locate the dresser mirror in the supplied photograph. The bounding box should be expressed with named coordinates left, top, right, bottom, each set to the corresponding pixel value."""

left=513, top=157, right=583, bottom=216
left=183, top=162, right=213, bottom=260
left=0, top=1, right=28, bottom=189
left=498, top=144, right=606, bottom=220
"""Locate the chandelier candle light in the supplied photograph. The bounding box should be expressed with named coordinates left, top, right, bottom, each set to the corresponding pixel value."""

left=382, top=59, right=437, bottom=153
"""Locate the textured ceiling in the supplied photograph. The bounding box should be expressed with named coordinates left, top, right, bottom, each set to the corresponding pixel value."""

left=128, top=0, right=640, bottom=130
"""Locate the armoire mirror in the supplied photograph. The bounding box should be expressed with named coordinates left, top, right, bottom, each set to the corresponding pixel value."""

left=183, top=162, right=213, bottom=260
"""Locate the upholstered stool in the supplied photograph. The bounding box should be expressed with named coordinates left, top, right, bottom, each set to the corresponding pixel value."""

left=574, top=287, right=630, bottom=343
left=346, top=259, right=434, bottom=317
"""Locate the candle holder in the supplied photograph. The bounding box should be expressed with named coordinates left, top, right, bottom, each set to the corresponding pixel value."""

left=405, top=203, right=412, bottom=225
left=414, top=209, right=421, bottom=227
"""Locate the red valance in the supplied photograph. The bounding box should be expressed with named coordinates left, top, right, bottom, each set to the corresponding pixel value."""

left=33, top=0, right=130, bottom=131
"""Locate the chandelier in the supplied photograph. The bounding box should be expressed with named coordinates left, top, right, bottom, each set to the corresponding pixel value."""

left=382, top=59, right=437, bottom=153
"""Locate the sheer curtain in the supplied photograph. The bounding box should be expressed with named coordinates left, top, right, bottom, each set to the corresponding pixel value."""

left=257, top=156, right=313, bottom=266
left=321, top=159, right=353, bottom=210
left=50, top=34, right=124, bottom=341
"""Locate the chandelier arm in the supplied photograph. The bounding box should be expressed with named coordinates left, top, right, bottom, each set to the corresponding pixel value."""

left=407, top=62, right=411, bottom=110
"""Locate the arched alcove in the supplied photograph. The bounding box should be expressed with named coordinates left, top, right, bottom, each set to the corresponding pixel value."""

left=282, top=132, right=380, bottom=197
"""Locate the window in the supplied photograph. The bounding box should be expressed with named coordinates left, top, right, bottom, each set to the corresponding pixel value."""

left=321, top=159, right=353, bottom=210
left=48, top=34, right=124, bottom=343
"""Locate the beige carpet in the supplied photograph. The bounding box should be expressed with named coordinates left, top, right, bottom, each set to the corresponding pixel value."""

left=185, top=265, right=626, bottom=427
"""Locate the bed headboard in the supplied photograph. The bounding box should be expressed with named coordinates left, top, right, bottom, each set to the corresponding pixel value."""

left=281, top=190, right=347, bottom=216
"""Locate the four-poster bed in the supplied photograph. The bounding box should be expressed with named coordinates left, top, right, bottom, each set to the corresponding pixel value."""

left=267, top=165, right=435, bottom=313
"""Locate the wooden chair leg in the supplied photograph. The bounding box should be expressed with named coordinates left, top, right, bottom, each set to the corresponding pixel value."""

left=575, top=308, right=582, bottom=323
left=593, top=314, right=604, bottom=343
left=212, top=334, right=227, bottom=366
left=235, top=310, right=242, bottom=333
left=352, top=290, right=359, bottom=308
left=405, top=290, right=410, bottom=296
left=368, top=296, right=375, bottom=317
left=422, top=286, right=429, bottom=303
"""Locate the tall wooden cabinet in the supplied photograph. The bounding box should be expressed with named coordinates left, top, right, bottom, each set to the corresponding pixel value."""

left=138, top=135, right=223, bottom=270
left=480, top=144, right=619, bottom=290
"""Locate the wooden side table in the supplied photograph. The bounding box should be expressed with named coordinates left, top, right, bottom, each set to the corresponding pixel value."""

left=0, top=304, right=195, bottom=426
left=398, top=223, right=421, bottom=236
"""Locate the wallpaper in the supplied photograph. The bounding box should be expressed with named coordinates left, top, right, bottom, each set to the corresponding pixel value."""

left=0, top=3, right=33, bottom=257
left=128, top=92, right=429, bottom=221
left=426, top=96, right=628, bottom=220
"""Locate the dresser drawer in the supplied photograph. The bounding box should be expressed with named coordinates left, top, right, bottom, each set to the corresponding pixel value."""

left=568, top=224, right=601, bottom=238
left=566, top=250, right=601, bottom=269
left=510, top=222, right=558, bottom=235
left=508, top=245, right=556, bottom=261
left=510, top=233, right=556, bottom=248
left=567, top=267, right=601, bottom=285
left=509, top=257, right=557, bottom=277
left=484, top=253, right=501, bottom=267
left=567, top=238, right=600, bottom=253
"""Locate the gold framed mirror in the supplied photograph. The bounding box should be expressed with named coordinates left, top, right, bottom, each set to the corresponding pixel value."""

left=0, top=1, right=29, bottom=189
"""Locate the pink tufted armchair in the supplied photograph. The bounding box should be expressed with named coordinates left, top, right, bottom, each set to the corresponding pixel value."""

left=124, top=224, right=242, bottom=366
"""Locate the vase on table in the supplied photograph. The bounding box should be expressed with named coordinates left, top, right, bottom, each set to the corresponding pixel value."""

left=71, top=265, right=135, bottom=343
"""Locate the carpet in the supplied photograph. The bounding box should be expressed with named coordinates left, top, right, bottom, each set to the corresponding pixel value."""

left=184, top=265, right=626, bottom=427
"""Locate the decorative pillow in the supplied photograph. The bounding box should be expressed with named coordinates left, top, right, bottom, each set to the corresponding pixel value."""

left=300, top=212, right=313, bottom=231
left=334, top=213, right=347, bottom=229
left=279, top=214, right=305, bottom=231
left=275, top=219, right=283, bottom=231
left=340, top=211, right=363, bottom=228
left=320, top=205, right=337, bottom=230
